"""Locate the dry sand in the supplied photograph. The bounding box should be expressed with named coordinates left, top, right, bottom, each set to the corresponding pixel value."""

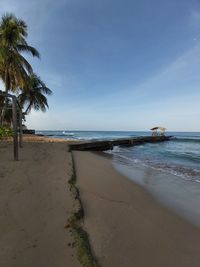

left=74, top=151, right=200, bottom=267
left=0, top=140, right=81, bottom=267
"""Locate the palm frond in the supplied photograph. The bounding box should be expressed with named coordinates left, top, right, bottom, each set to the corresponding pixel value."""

left=16, top=45, right=40, bottom=58
left=18, top=73, right=52, bottom=114
left=0, top=13, right=40, bottom=93
left=37, top=86, right=52, bottom=95
left=14, top=52, right=33, bottom=73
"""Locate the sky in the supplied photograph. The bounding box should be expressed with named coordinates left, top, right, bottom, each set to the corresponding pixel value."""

left=0, top=0, right=200, bottom=131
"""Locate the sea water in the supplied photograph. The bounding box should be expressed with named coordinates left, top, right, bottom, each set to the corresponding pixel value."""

left=38, top=130, right=200, bottom=226
left=37, top=130, right=200, bottom=182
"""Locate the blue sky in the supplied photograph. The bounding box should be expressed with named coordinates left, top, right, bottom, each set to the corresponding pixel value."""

left=0, top=0, right=200, bottom=131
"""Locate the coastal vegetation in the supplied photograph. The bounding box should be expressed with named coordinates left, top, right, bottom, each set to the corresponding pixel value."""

left=0, top=13, right=52, bottom=133
left=0, top=126, right=13, bottom=137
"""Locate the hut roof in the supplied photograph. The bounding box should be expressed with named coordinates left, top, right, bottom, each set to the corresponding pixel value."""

left=150, top=126, right=166, bottom=131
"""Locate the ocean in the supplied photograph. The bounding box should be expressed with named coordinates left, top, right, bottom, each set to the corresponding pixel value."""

left=37, top=130, right=200, bottom=226
left=37, top=130, right=200, bottom=182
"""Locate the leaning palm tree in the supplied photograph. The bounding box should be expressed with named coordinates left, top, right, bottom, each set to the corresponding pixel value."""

left=0, top=13, right=40, bottom=93
left=0, top=13, right=40, bottom=125
left=18, top=74, right=52, bottom=115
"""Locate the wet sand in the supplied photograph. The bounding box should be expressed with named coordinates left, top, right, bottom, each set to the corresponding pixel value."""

left=0, top=141, right=80, bottom=267
left=114, top=160, right=200, bottom=227
left=74, top=151, right=200, bottom=267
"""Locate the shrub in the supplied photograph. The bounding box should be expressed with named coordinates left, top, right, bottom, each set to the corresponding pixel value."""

left=0, top=127, right=13, bottom=137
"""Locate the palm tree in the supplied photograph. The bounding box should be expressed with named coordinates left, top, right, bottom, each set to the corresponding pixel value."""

left=0, top=13, right=40, bottom=125
left=18, top=74, right=52, bottom=115
left=0, top=13, right=40, bottom=93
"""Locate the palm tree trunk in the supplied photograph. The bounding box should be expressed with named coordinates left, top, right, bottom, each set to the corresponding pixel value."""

left=0, top=71, right=10, bottom=126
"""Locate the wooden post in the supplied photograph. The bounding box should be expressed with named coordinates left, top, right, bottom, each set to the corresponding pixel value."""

left=19, top=109, right=23, bottom=148
left=12, top=96, right=18, bottom=160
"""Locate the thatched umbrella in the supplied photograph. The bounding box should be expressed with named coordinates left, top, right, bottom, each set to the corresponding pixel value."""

left=150, top=126, right=166, bottom=136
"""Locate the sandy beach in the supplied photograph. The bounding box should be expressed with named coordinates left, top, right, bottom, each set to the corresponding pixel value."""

left=0, top=139, right=80, bottom=267
left=1, top=137, right=200, bottom=267
left=74, top=151, right=200, bottom=267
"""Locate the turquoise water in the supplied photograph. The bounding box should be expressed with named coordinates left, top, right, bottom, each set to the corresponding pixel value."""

left=38, top=130, right=200, bottom=182
left=109, top=132, right=200, bottom=183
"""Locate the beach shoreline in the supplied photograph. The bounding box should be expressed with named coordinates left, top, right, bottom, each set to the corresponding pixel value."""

left=1, top=136, right=200, bottom=267
left=74, top=150, right=200, bottom=267
left=112, top=156, right=200, bottom=228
